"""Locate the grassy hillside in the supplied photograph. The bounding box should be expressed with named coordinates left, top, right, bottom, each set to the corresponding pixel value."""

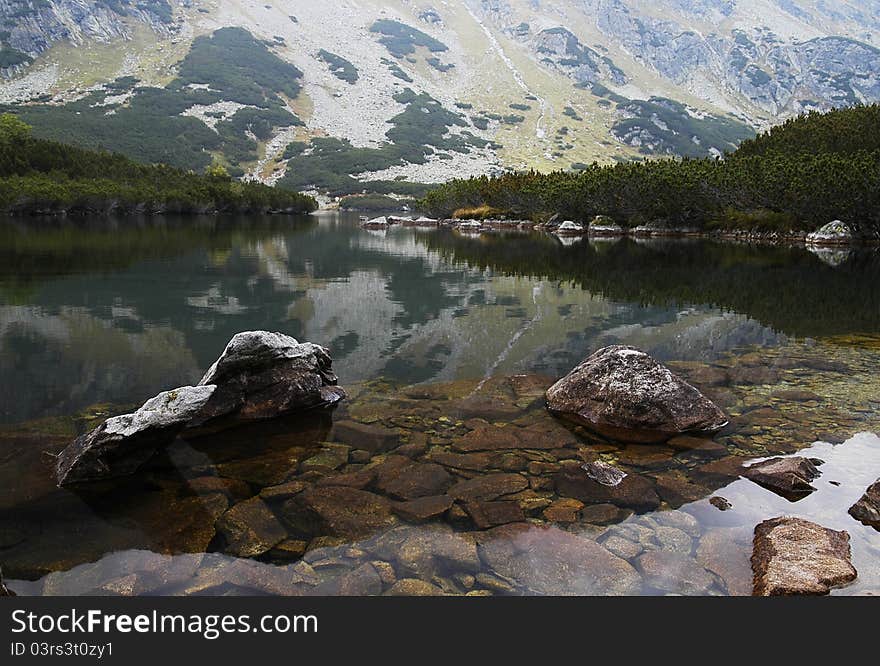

left=2, top=28, right=302, bottom=175
left=0, top=115, right=316, bottom=216
left=421, top=104, right=880, bottom=233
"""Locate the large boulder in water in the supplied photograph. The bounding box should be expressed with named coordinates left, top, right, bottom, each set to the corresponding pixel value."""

left=56, top=386, right=216, bottom=486
left=187, top=331, right=346, bottom=432
left=55, top=331, right=345, bottom=485
left=546, top=346, right=728, bottom=443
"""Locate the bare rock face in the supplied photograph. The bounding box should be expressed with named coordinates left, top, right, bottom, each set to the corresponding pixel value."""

left=546, top=346, right=728, bottom=443
left=55, top=331, right=345, bottom=485
left=189, top=331, right=346, bottom=431
left=751, top=517, right=857, bottom=596
left=849, top=479, right=880, bottom=530
left=56, top=386, right=216, bottom=486
left=743, top=456, right=822, bottom=500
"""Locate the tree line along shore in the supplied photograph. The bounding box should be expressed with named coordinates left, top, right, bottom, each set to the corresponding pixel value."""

left=420, top=104, right=880, bottom=239
left=0, top=115, right=316, bottom=217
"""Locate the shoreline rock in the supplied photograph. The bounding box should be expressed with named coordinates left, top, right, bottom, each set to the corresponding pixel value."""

left=751, top=517, right=857, bottom=596
left=55, top=331, right=345, bottom=485
left=848, top=478, right=880, bottom=529
left=56, top=386, right=216, bottom=486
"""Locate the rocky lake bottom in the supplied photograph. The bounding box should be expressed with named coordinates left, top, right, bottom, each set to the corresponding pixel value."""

left=1, top=215, right=879, bottom=596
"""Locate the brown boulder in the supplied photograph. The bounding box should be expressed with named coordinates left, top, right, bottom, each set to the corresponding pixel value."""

left=848, top=478, right=880, bottom=529
left=373, top=461, right=453, bottom=500
left=546, top=346, right=728, bottom=444
left=743, top=456, right=822, bottom=500
left=751, top=517, right=857, bottom=596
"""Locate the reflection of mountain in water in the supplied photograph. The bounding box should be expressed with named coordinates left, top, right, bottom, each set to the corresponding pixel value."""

left=2, top=216, right=859, bottom=424
left=419, top=232, right=880, bottom=339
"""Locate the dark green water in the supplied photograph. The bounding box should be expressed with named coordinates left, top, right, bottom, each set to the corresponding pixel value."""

left=1, top=214, right=878, bottom=596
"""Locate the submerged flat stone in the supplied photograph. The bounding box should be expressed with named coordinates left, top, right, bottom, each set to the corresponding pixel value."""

left=546, top=346, right=728, bottom=444
left=478, top=524, right=641, bottom=595
left=216, top=498, right=288, bottom=558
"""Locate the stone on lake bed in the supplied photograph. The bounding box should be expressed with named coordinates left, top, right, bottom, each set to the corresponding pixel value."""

left=478, top=524, right=641, bottom=595
left=848, top=478, right=880, bottom=529
left=742, top=456, right=822, bottom=500
left=288, top=486, right=396, bottom=540
left=216, top=498, right=288, bottom=558
left=582, top=460, right=626, bottom=486
left=373, top=461, right=453, bottom=500
left=463, top=500, right=525, bottom=528
left=391, top=495, right=455, bottom=522
left=554, top=465, right=660, bottom=512
left=332, top=420, right=400, bottom=452
left=546, top=346, right=728, bottom=444
left=448, top=473, right=529, bottom=502
left=637, top=551, right=716, bottom=595
left=751, top=517, right=857, bottom=596
left=385, top=579, right=447, bottom=596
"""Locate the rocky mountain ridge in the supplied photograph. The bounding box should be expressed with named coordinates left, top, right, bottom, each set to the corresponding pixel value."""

left=1, top=0, right=878, bottom=193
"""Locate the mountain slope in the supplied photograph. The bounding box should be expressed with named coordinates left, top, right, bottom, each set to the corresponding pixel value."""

left=1, top=0, right=878, bottom=195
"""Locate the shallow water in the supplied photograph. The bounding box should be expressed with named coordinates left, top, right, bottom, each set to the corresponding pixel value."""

left=1, top=214, right=878, bottom=596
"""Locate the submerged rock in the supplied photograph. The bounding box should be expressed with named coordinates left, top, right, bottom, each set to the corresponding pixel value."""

left=582, top=460, right=627, bottom=486
left=554, top=464, right=660, bottom=511
left=189, top=331, right=345, bottom=431
left=289, top=486, right=396, bottom=540
left=742, top=456, right=822, bottom=500
left=751, top=517, right=857, bottom=596
left=636, top=551, right=716, bottom=595
left=56, top=386, right=216, bottom=486
left=216, top=498, right=288, bottom=558
left=546, top=346, right=728, bottom=443
left=848, top=479, right=880, bottom=529
left=478, top=524, right=641, bottom=595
